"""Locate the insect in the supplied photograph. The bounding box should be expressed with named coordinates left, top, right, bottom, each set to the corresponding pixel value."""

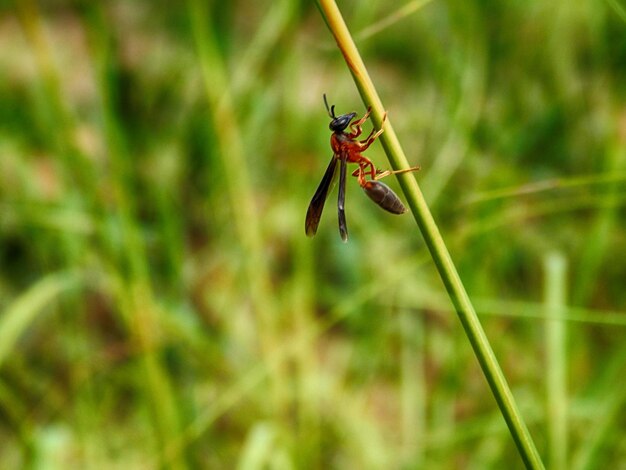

left=305, top=94, right=419, bottom=241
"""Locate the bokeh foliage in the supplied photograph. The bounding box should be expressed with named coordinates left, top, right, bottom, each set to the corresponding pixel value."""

left=2, top=0, right=626, bottom=467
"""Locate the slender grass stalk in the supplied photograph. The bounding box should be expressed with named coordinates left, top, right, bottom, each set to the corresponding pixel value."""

left=606, top=0, right=626, bottom=23
left=400, top=310, right=425, bottom=465
left=186, top=0, right=286, bottom=432
left=572, top=132, right=626, bottom=306
left=0, top=271, right=81, bottom=368
left=315, top=1, right=544, bottom=468
left=461, top=171, right=626, bottom=207
left=570, top=344, right=626, bottom=470
left=84, top=6, right=185, bottom=467
left=353, top=0, right=435, bottom=41
left=544, top=253, right=568, bottom=470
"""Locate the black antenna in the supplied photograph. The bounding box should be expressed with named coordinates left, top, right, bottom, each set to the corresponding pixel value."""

left=323, top=94, right=336, bottom=118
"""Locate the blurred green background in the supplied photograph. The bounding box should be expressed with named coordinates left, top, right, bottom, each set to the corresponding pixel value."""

left=3, top=0, right=626, bottom=468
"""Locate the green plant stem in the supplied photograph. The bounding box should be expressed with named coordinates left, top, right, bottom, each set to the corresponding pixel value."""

left=315, top=1, right=544, bottom=468
left=187, top=0, right=285, bottom=419
left=544, top=253, right=568, bottom=470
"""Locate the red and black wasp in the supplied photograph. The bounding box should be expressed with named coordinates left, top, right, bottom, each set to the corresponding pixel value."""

left=305, top=95, right=419, bottom=241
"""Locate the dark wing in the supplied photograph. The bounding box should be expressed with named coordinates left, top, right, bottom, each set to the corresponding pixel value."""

left=337, top=154, right=348, bottom=242
left=305, top=156, right=338, bottom=237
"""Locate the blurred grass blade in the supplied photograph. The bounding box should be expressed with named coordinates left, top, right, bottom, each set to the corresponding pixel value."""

left=354, top=0, right=435, bottom=41
left=461, top=171, right=626, bottom=207
left=571, top=343, right=626, bottom=470
left=572, top=136, right=626, bottom=306
left=83, top=5, right=185, bottom=466
left=606, top=0, right=626, bottom=23
left=315, top=1, right=544, bottom=468
left=231, top=0, right=296, bottom=96
left=399, top=310, right=426, bottom=465
left=187, top=0, right=282, bottom=402
left=544, top=253, right=568, bottom=470
left=0, top=271, right=81, bottom=368
left=237, top=422, right=278, bottom=470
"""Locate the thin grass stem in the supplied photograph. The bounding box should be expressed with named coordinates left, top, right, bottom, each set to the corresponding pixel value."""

left=315, top=1, right=545, bottom=467
left=544, top=253, right=568, bottom=470
left=187, top=0, right=287, bottom=429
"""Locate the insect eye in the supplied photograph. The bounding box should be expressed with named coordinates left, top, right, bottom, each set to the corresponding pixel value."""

left=329, top=113, right=355, bottom=131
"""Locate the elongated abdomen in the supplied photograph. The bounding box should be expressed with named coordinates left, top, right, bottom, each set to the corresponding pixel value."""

left=362, top=180, right=408, bottom=214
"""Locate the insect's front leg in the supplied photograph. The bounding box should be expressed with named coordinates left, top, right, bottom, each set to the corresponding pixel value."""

left=347, top=107, right=372, bottom=139
left=358, top=111, right=387, bottom=145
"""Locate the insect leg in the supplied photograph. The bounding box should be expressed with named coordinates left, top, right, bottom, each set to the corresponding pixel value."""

left=359, top=111, right=387, bottom=144
left=356, top=159, right=378, bottom=186
left=347, top=107, right=372, bottom=139
left=375, top=165, right=421, bottom=180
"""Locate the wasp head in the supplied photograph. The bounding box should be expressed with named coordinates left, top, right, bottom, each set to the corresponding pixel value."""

left=329, top=112, right=356, bottom=132
left=324, top=94, right=356, bottom=132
